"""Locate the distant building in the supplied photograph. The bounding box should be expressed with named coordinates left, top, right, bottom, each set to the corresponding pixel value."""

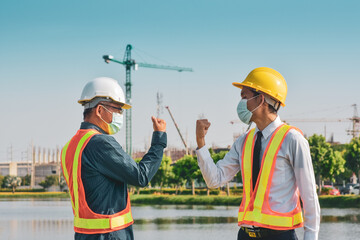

left=133, top=147, right=196, bottom=163
left=133, top=147, right=230, bottom=164
left=0, top=161, right=61, bottom=186
left=164, top=148, right=188, bottom=163
left=0, top=162, right=31, bottom=177
left=34, top=163, right=61, bottom=185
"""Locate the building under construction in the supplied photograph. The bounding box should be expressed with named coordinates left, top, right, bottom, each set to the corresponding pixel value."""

left=0, top=146, right=61, bottom=187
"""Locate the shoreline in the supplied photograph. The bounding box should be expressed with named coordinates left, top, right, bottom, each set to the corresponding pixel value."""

left=1, top=192, right=359, bottom=208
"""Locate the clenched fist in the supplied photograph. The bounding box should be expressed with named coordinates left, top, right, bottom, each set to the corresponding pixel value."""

left=196, top=119, right=211, bottom=148
left=152, top=116, right=166, bottom=132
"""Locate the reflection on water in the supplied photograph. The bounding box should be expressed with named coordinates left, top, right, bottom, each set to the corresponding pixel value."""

left=1, top=200, right=360, bottom=240
left=135, top=216, right=237, bottom=225
left=147, top=204, right=217, bottom=210
left=321, top=214, right=360, bottom=223
left=0, top=219, right=74, bottom=240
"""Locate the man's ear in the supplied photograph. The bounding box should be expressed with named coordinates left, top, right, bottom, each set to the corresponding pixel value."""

left=258, top=94, right=265, bottom=105
left=95, top=105, right=102, bottom=117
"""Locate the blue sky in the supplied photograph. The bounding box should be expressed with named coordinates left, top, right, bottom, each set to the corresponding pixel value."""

left=0, top=0, right=359, bottom=162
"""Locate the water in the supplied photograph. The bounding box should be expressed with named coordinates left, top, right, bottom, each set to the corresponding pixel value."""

left=0, top=199, right=359, bottom=240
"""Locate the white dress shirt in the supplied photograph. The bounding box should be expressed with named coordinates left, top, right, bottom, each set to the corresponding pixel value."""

left=196, top=116, right=320, bottom=240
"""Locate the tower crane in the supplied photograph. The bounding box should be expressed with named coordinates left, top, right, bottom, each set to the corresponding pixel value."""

left=347, top=104, right=360, bottom=138
left=103, top=44, right=193, bottom=155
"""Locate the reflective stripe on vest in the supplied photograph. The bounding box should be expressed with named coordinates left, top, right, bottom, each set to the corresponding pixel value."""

left=61, top=129, right=134, bottom=234
left=238, top=124, right=304, bottom=230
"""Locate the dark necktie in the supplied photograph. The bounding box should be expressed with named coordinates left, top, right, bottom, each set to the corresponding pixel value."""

left=252, top=131, right=262, bottom=190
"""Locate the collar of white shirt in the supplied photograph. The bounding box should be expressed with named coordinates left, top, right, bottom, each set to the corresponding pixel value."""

left=254, top=115, right=282, bottom=141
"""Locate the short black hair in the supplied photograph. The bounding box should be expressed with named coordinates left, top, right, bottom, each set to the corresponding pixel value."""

left=251, top=89, right=278, bottom=113
left=83, top=107, right=94, bottom=120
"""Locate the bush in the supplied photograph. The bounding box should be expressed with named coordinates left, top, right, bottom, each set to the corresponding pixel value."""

left=321, top=187, right=331, bottom=195
left=39, top=175, right=58, bottom=189
left=230, top=188, right=243, bottom=195
left=0, top=188, right=45, bottom=192
left=319, top=195, right=360, bottom=208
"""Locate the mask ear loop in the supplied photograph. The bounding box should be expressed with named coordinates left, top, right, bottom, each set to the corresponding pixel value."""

left=98, top=105, right=113, bottom=125
left=246, top=94, right=265, bottom=131
left=249, top=94, right=264, bottom=113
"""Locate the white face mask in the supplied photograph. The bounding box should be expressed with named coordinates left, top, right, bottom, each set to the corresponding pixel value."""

left=237, top=95, right=262, bottom=125
left=99, top=106, right=124, bottom=135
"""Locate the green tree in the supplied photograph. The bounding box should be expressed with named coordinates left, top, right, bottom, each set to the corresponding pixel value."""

left=21, top=174, right=31, bottom=186
left=332, top=143, right=347, bottom=152
left=4, top=176, right=22, bottom=193
left=169, top=164, right=185, bottom=194
left=335, top=167, right=353, bottom=185
left=333, top=146, right=353, bottom=184
left=39, top=175, right=58, bottom=190
left=0, top=175, right=4, bottom=188
left=344, top=137, right=360, bottom=192
left=151, top=155, right=173, bottom=192
left=173, top=155, right=201, bottom=195
left=308, top=134, right=345, bottom=194
left=211, top=150, right=228, bottom=163
left=59, top=176, right=67, bottom=192
left=210, top=150, right=237, bottom=196
left=333, top=150, right=346, bottom=180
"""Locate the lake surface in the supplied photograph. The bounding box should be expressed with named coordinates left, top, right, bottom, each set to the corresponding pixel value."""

left=0, top=199, right=359, bottom=240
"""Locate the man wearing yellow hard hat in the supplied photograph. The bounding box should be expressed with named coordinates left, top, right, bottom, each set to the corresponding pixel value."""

left=196, top=67, right=320, bottom=240
left=61, top=77, right=167, bottom=240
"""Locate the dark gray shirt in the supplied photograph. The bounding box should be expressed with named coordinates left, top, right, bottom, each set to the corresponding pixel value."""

left=75, top=122, right=167, bottom=240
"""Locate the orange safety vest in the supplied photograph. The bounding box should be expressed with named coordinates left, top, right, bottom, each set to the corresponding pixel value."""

left=61, top=129, right=134, bottom=234
left=238, top=124, right=304, bottom=230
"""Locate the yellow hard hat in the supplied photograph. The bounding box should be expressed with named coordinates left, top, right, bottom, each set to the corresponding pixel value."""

left=232, top=67, right=287, bottom=106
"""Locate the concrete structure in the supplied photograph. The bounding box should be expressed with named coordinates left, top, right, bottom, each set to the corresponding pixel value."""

left=133, top=147, right=228, bottom=164
left=0, top=145, right=62, bottom=187
left=133, top=148, right=195, bottom=163
left=0, top=161, right=61, bottom=186
left=0, top=161, right=31, bottom=177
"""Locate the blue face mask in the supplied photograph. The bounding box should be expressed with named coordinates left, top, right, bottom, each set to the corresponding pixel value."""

left=237, top=95, right=261, bottom=125
left=100, top=106, right=124, bottom=135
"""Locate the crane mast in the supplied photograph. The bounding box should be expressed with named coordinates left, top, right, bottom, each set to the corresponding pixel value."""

left=347, top=104, right=360, bottom=139
left=124, top=45, right=133, bottom=154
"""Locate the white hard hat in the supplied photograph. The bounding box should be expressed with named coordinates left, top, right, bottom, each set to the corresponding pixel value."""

left=78, top=77, right=131, bottom=109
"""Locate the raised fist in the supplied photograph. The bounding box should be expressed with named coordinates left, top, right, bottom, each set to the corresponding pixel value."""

left=196, top=119, right=211, bottom=148
left=151, top=116, right=166, bottom=132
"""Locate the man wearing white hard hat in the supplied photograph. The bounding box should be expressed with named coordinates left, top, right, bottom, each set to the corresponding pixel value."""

left=61, top=77, right=167, bottom=240
left=196, top=67, right=320, bottom=240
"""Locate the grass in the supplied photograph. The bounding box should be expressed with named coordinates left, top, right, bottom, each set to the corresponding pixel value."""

left=318, top=195, right=360, bottom=208
left=0, top=192, right=69, bottom=199
left=1, top=192, right=359, bottom=208
left=130, top=194, right=242, bottom=206
left=131, top=194, right=360, bottom=208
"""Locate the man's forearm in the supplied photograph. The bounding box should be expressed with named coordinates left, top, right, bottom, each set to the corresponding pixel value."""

left=137, top=131, right=167, bottom=186
left=197, top=137, right=205, bottom=149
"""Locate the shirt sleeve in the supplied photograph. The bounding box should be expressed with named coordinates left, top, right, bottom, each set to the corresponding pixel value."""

left=289, top=130, right=321, bottom=240
left=196, top=137, right=242, bottom=188
left=84, top=131, right=167, bottom=187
